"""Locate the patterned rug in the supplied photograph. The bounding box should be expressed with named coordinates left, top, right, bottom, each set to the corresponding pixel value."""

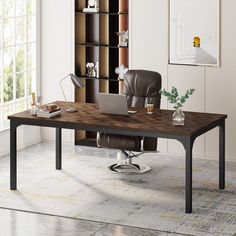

left=0, top=143, right=236, bottom=236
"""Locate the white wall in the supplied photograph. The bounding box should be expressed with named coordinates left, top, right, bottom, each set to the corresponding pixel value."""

left=40, top=0, right=236, bottom=160
left=41, top=0, right=74, bottom=144
left=170, top=0, right=218, bottom=65
left=0, top=0, right=41, bottom=157
left=0, top=0, right=74, bottom=157
left=0, top=126, right=40, bottom=157
left=131, top=0, right=236, bottom=160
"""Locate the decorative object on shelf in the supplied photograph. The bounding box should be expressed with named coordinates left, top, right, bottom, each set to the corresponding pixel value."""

left=169, top=0, right=220, bottom=66
left=95, top=61, right=99, bottom=78
left=115, top=64, right=128, bottom=81
left=116, top=30, right=128, bottom=47
left=60, top=73, right=84, bottom=113
left=83, top=0, right=99, bottom=13
left=160, top=87, right=195, bottom=126
left=86, top=62, right=96, bottom=77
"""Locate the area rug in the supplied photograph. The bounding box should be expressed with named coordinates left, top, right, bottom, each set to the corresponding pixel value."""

left=0, top=143, right=236, bottom=236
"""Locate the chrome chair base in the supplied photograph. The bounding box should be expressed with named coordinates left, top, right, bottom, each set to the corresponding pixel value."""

left=109, top=163, right=151, bottom=174
left=108, top=150, right=151, bottom=174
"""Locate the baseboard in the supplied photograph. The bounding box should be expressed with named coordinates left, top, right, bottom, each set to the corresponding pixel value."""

left=40, top=141, right=236, bottom=163
left=41, top=139, right=75, bottom=146
left=0, top=137, right=41, bottom=158
left=2, top=138, right=235, bottom=163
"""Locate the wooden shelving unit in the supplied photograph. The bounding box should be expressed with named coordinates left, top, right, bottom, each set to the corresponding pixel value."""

left=74, top=0, right=129, bottom=146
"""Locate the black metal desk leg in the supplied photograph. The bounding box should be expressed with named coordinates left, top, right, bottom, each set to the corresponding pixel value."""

left=185, top=137, right=193, bottom=213
left=219, top=120, right=225, bottom=189
left=10, top=121, right=17, bottom=190
left=56, top=128, right=62, bottom=170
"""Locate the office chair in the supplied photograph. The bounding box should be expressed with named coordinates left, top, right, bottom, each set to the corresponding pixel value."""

left=97, top=70, right=162, bottom=174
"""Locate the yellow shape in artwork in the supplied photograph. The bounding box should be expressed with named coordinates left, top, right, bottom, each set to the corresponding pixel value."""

left=193, top=37, right=200, bottom=47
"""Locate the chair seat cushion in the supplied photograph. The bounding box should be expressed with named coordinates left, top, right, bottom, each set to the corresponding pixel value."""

left=97, top=133, right=141, bottom=151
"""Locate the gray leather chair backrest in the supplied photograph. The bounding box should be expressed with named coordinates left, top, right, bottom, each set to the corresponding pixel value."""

left=124, top=70, right=162, bottom=108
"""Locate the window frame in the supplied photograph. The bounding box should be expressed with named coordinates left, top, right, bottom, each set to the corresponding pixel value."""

left=0, top=0, right=40, bottom=133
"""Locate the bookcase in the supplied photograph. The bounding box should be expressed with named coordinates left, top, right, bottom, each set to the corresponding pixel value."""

left=74, top=0, right=129, bottom=145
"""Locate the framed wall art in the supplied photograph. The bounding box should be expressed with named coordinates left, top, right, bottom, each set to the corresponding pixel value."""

left=169, top=0, right=220, bottom=66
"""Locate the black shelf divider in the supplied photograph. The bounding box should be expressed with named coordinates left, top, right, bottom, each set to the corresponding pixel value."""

left=75, top=43, right=128, bottom=49
left=109, top=45, right=128, bottom=49
left=77, top=75, right=109, bottom=80
left=75, top=11, right=128, bottom=15
left=76, top=11, right=108, bottom=14
left=76, top=43, right=109, bottom=47
left=75, top=74, right=119, bottom=82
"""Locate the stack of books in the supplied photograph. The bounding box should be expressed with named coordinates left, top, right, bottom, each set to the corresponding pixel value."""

left=37, top=103, right=61, bottom=118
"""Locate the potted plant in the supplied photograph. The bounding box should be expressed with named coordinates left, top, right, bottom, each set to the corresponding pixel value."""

left=160, top=87, right=195, bottom=126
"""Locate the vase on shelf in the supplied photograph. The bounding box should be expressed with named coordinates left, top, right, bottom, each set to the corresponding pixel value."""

left=172, top=108, right=185, bottom=126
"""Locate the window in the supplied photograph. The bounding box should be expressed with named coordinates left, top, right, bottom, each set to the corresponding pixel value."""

left=0, top=0, right=38, bottom=131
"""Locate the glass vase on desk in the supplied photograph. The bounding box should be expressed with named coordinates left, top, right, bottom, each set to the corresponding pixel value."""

left=172, top=108, right=185, bottom=126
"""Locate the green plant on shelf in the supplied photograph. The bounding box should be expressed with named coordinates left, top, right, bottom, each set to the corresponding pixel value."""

left=160, top=87, right=195, bottom=109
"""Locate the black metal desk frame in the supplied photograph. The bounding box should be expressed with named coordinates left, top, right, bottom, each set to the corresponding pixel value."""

left=9, top=116, right=225, bottom=214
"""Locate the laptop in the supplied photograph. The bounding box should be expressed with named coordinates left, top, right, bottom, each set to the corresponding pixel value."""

left=98, top=93, right=137, bottom=116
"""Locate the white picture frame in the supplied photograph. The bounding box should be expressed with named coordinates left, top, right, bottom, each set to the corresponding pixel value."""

left=169, top=0, right=220, bottom=67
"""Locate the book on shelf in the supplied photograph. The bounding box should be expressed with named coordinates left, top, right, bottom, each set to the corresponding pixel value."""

left=37, top=109, right=61, bottom=118
left=119, top=42, right=128, bottom=47
left=83, top=8, right=98, bottom=13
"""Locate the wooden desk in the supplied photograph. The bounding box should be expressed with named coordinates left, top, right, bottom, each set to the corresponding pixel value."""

left=8, top=101, right=227, bottom=213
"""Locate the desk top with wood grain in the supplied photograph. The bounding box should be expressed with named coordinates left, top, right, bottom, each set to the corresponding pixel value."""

left=8, top=101, right=227, bottom=139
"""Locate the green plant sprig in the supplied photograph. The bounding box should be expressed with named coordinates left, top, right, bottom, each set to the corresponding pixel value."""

left=160, top=87, right=195, bottom=109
